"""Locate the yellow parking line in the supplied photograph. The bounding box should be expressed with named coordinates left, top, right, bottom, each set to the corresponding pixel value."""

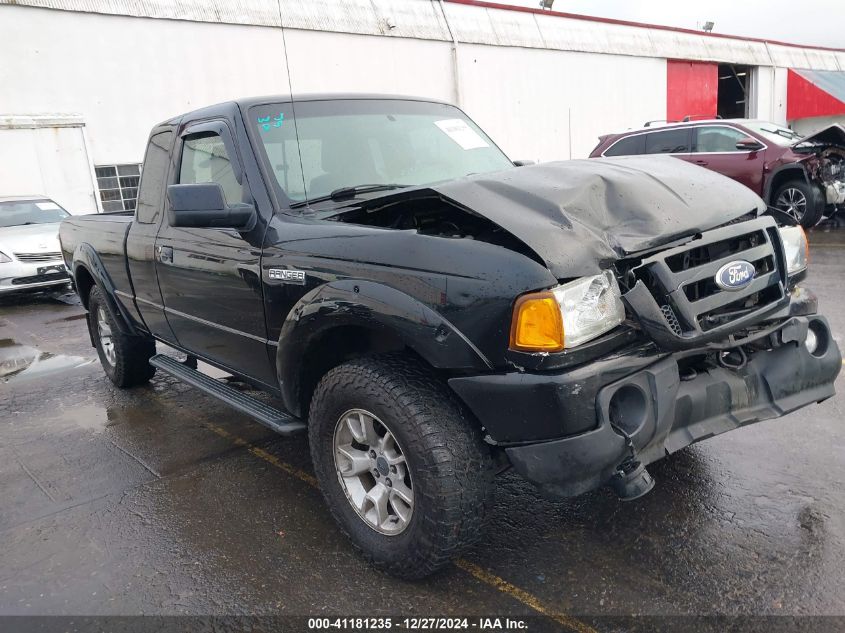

left=204, top=422, right=595, bottom=633
left=206, top=423, right=318, bottom=487
left=454, top=559, right=598, bottom=633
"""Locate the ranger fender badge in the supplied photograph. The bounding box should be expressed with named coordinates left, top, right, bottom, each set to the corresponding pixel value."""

left=715, top=260, right=755, bottom=291
left=268, top=268, right=306, bottom=285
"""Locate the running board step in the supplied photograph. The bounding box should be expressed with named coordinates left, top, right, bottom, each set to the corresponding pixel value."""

left=149, top=354, right=306, bottom=436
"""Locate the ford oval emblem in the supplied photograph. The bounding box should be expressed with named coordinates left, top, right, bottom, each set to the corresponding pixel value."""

left=715, top=260, right=756, bottom=291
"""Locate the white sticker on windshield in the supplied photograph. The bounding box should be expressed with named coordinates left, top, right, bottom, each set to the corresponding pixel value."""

left=434, top=119, right=489, bottom=150
left=36, top=202, right=60, bottom=210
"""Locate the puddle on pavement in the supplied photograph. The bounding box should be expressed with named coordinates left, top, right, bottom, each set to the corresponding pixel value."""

left=58, top=402, right=110, bottom=432
left=0, top=338, right=94, bottom=383
left=809, top=217, right=845, bottom=246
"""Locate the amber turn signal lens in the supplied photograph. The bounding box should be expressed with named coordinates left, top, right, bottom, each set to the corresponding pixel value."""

left=509, top=292, right=564, bottom=352
left=800, top=226, right=810, bottom=265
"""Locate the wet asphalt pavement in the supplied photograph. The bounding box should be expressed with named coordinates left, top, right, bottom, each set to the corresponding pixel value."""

left=1, top=222, right=845, bottom=633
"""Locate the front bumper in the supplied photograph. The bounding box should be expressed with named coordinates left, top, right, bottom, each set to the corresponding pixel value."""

left=451, top=315, right=840, bottom=499
left=0, top=260, right=69, bottom=294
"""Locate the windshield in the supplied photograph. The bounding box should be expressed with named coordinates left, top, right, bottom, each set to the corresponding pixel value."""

left=249, top=99, right=514, bottom=205
left=744, top=121, right=803, bottom=147
left=0, top=199, right=70, bottom=228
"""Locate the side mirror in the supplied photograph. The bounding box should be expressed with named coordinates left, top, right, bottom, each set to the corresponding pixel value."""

left=167, top=183, right=256, bottom=230
left=513, top=159, right=537, bottom=167
left=735, top=137, right=764, bottom=151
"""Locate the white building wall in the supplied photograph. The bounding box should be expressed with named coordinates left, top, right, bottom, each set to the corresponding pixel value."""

left=772, top=67, right=789, bottom=125
left=0, top=4, right=666, bottom=169
left=283, top=29, right=454, bottom=102
left=0, top=5, right=292, bottom=164
left=457, top=44, right=666, bottom=161
left=0, top=117, right=99, bottom=213
left=0, top=0, right=843, bottom=203
left=792, top=114, right=845, bottom=135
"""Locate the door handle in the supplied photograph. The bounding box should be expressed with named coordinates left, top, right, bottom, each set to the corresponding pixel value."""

left=156, top=245, right=174, bottom=264
left=695, top=159, right=709, bottom=166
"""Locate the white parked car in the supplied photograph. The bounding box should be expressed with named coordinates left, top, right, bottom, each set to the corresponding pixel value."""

left=0, top=195, right=72, bottom=294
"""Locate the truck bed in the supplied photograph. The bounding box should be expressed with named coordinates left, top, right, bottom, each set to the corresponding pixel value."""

left=60, top=212, right=134, bottom=299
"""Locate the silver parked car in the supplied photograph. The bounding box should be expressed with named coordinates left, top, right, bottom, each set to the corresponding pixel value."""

left=0, top=195, right=72, bottom=294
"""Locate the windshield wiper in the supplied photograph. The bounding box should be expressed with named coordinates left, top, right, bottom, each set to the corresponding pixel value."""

left=290, top=183, right=408, bottom=208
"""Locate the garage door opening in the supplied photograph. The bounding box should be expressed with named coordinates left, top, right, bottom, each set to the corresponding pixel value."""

left=718, top=64, right=750, bottom=119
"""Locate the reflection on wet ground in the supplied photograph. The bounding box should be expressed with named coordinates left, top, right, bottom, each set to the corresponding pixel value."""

left=808, top=214, right=845, bottom=246
left=0, top=337, right=93, bottom=382
left=0, top=225, right=844, bottom=627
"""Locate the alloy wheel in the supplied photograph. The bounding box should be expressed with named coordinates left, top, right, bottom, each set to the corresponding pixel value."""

left=775, top=187, right=807, bottom=222
left=96, top=306, right=116, bottom=366
left=332, top=408, right=414, bottom=535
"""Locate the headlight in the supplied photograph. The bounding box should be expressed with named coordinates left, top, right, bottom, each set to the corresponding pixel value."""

left=0, top=251, right=11, bottom=263
left=778, top=226, right=809, bottom=275
left=510, top=270, right=625, bottom=352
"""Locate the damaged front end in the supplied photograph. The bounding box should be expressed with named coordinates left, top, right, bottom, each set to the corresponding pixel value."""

left=412, top=161, right=842, bottom=501
left=616, top=216, right=790, bottom=350
left=792, top=124, right=845, bottom=208
left=317, top=158, right=839, bottom=502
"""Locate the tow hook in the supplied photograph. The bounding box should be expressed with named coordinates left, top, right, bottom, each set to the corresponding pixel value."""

left=609, top=458, right=655, bottom=501
left=608, top=421, right=655, bottom=501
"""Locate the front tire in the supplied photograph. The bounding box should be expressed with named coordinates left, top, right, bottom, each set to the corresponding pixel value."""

left=308, top=354, right=494, bottom=579
left=772, top=179, right=825, bottom=227
left=88, top=285, right=156, bottom=388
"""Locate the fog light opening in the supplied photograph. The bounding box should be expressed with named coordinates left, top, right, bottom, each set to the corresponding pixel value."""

left=806, top=320, right=829, bottom=358
left=608, top=385, right=647, bottom=436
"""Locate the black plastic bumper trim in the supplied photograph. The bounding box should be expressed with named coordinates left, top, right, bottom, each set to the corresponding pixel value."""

left=502, top=316, right=840, bottom=499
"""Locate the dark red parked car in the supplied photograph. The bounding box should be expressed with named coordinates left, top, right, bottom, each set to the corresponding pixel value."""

left=589, top=119, right=845, bottom=227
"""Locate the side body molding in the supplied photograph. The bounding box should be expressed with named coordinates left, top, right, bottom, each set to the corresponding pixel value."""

left=275, top=279, right=492, bottom=417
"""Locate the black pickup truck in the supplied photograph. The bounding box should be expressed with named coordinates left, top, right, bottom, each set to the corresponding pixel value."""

left=60, top=94, right=841, bottom=579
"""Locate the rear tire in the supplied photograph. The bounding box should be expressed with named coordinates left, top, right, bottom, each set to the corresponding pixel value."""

left=772, top=179, right=825, bottom=227
left=88, top=285, right=156, bottom=387
left=308, top=354, right=494, bottom=579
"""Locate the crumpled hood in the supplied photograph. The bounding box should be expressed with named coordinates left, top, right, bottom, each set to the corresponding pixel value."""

left=792, top=123, right=845, bottom=149
left=428, top=156, right=765, bottom=278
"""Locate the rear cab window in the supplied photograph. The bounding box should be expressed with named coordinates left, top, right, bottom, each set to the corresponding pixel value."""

left=135, top=131, right=173, bottom=224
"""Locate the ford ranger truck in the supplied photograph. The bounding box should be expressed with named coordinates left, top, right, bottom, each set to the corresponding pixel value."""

left=60, top=95, right=841, bottom=579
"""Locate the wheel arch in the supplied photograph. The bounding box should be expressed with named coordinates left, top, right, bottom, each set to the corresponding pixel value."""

left=765, top=164, right=811, bottom=203
left=71, top=243, right=138, bottom=336
left=275, top=279, right=493, bottom=418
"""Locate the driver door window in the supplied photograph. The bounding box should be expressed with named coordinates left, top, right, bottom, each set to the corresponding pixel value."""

left=693, top=126, right=750, bottom=153
left=179, top=133, right=243, bottom=204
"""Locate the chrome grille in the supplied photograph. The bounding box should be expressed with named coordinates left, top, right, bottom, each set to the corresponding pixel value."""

left=13, top=252, right=62, bottom=262
left=632, top=216, right=788, bottom=342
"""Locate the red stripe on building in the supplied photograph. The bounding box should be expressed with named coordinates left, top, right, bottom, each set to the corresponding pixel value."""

left=787, top=69, right=845, bottom=120
left=666, top=60, right=718, bottom=122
